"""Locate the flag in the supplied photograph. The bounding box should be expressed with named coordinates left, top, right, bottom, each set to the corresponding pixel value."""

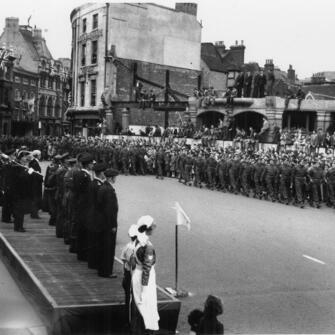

left=27, top=98, right=35, bottom=114
left=174, top=202, right=191, bottom=231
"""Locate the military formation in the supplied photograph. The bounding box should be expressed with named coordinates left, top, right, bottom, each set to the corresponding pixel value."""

left=33, top=135, right=335, bottom=210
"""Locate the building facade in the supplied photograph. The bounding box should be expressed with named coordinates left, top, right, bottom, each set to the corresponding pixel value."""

left=69, top=2, right=202, bottom=135
left=0, top=18, right=70, bottom=136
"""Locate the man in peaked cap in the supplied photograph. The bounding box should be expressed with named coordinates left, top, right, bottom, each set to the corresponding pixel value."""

left=71, top=153, right=94, bottom=260
left=96, top=168, right=119, bottom=278
left=87, top=162, right=107, bottom=270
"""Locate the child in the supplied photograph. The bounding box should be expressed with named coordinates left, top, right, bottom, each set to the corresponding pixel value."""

left=188, top=309, right=204, bottom=335
left=198, top=295, right=224, bottom=334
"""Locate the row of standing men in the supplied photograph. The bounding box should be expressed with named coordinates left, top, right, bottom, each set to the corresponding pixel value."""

left=43, top=152, right=120, bottom=278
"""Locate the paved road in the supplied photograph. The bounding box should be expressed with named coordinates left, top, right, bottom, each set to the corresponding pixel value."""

left=114, top=175, right=335, bottom=334
left=2, top=161, right=335, bottom=334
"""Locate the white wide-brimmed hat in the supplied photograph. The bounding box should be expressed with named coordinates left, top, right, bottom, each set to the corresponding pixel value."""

left=136, top=215, right=154, bottom=229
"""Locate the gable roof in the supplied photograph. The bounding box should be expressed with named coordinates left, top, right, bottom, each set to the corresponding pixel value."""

left=201, top=43, right=241, bottom=73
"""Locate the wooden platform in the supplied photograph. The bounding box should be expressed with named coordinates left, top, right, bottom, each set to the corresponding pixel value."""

left=0, top=213, right=180, bottom=334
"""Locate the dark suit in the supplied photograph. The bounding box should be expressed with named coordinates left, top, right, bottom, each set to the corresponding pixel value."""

left=96, top=180, right=118, bottom=277
left=87, top=177, right=104, bottom=269
left=11, top=166, right=33, bottom=231
left=72, top=169, right=92, bottom=261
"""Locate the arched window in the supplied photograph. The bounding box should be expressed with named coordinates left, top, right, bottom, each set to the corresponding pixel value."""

left=39, top=95, right=45, bottom=117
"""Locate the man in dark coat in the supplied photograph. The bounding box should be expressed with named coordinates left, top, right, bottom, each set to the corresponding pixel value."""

left=1, top=148, right=17, bottom=223
left=87, top=162, right=106, bottom=270
left=72, top=153, right=93, bottom=261
left=244, top=72, right=253, bottom=98
left=29, top=150, right=43, bottom=219
left=11, top=151, right=34, bottom=232
left=96, top=168, right=119, bottom=278
left=234, top=71, right=245, bottom=97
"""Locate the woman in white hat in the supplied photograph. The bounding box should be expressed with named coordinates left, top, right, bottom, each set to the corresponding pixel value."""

left=131, top=215, right=159, bottom=334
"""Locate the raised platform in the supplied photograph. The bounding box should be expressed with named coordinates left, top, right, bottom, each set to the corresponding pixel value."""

left=0, top=214, right=180, bottom=334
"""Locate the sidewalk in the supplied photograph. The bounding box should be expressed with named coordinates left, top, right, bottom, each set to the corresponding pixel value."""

left=0, top=247, right=47, bottom=335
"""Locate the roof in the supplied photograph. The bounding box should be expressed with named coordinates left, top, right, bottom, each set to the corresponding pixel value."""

left=19, top=29, right=40, bottom=61
left=302, top=84, right=335, bottom=100
left=201, top=43, right=239, bottom=73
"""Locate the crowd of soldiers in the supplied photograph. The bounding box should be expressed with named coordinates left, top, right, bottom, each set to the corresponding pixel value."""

left=13, top=135, right=334, bottom=210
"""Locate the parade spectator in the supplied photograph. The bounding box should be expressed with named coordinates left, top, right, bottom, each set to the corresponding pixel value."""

left=188, top=309, right=204, bottom=335
left=258, top=70, right=267, bottom=98
left=244, top=71, right=253, bottom=97
left=296, top=88, right=306, bottom=111
left=267, top=69, right=275, bottom=96
left=198, top=295, right=224, bottom=335
left=234, top=71, right=245, bottom=97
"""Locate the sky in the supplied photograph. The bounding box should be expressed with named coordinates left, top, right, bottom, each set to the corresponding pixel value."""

left=0, top=0, right=334, bottom=79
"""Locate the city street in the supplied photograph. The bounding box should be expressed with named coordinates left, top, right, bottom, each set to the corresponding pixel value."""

left=114, top=174, right=335, bottom=334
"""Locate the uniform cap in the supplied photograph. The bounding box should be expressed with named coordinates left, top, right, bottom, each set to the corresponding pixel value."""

left=65, top=158, right=77, bottom=165
left=79, top=153, right=93, bottom=164
left=104, top=168, right=119, bottom=177
left=93, top=162, right=108, bottom=173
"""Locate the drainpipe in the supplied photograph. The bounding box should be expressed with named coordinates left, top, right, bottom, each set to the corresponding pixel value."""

left=104, top=2, right=109, bottom=88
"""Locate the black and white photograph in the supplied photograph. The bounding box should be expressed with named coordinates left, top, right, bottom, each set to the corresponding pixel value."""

left=0, top=0, right=334, bottom=334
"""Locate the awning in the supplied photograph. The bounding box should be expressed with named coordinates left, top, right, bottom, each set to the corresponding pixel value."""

left=65, top=108, right=101, bottom=120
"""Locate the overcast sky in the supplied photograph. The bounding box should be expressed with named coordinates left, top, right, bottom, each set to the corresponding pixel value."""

left=1, top=0, right=334, bottom=79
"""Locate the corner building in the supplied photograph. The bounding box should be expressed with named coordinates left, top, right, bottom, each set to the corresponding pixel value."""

left=69, top=3, right=202, bottom=135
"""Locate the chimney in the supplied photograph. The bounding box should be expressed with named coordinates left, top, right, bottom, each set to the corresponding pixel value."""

left=32, top=28, right=43, bottom=40
left=264, top=59, right=274, bottom=73
left=287, top=64, right=296, bottom=84
left=175, top=3, right=197, bottom=16
left=214, top=41, right=226, bottom=58
left=5, top=17, right=19, bottom=33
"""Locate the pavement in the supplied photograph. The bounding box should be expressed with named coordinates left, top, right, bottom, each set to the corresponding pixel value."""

left=114, top=175, right=335, bottom=334
left=0, top=256, right=47, bottom=335
left=1, top=161, right=335, bottom=334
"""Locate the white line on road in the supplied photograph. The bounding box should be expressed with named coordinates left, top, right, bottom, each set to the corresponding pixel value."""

left=303, top=254, right=326, bottom=265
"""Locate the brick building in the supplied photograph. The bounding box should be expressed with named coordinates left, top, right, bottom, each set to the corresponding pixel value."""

left=0, top=18, right=71, bottom=136
left=68, top=2, right=202, bottom=135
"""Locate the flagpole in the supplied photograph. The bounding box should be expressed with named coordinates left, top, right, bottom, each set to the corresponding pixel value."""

left=175, top=224, right=178, bottom=292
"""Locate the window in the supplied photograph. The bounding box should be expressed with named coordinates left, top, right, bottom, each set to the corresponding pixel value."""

left=48, top=77, right=53, bottom=89
left=23, top=77, right=29, bottom=85
left=56, top=78, right=60, bottom=90
left=80, top=82, right=85, bottom=106
left=81, top=44, right=86, bottom=66
left=92, top=14, right=98, bottom=29
left=40, top=76, right=46, bottom=88
left=90, top=79, right=96, bottom=106
left=82, top=18, right=87, bottom=33
left=91, top=40, right=98, bottom=64
left=15, top=76, right=20, bottom=83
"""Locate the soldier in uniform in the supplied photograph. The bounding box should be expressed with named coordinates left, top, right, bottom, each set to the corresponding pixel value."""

left=293, top=159, right=308, bottom=208
left=308, top=160, right=325, bottom=208
left=96, top=168, right=119, bottom=278
left=155, top=147, right=164, bottom=180
left=206, top=152, right=217, bottom=190
left=279, top=157, right=293, bottom=205
left=264, top=158, right=278, bottom=202
left=326, top=160, right=335, bottom=208
left=184, top=150, right=194, bottom=186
